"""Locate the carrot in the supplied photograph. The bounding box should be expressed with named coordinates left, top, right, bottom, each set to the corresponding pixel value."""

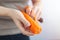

left=16, top=5, right=42, bottom=34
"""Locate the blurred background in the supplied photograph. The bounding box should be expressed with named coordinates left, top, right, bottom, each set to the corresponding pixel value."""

left=30, top=0, right=60, bottom=40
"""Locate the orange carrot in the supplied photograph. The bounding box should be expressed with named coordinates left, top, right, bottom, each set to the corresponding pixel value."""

left=21, top=10, right=42, bottom=34
left=16, top=5, right=42, bottom=34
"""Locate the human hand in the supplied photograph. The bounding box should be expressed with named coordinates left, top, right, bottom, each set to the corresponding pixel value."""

left=25, top=6, right=43, bottom=23
left=7, top=8, right=34, bottom=36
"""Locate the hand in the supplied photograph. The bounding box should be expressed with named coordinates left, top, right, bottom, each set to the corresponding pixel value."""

left=7, top=8, right=34, bottom=36
left=25, top=6, right=43, bottom=23
left=31, top=6, right=43, bottom=23
left=32, top=6, right=42, bottom=20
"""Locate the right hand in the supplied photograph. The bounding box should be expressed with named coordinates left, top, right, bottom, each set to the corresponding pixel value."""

left=6, top=7, right=34, bottom=36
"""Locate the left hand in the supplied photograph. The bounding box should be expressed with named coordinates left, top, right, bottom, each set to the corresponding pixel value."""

left=26, top=6, right=42, bottom=21
left=32, top=6, right=42, bottom=21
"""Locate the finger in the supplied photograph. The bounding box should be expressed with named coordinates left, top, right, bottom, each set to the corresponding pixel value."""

left=36, top=9, right=41, bottom=20
left=12, top=18, right=25, bottom=32
left=15, top=10, right=31, bottom=27
left=12, top=18, right=34, bottom=36
left=26, top=7, right=32, bottom=15
left=37, top=12, right=41, bottom=20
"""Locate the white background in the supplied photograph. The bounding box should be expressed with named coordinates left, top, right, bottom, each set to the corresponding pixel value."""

left=30, top=0, right=60, bottom=40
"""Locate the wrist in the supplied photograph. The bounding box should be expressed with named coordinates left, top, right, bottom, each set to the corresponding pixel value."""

left=7, top=8, right=16, bottom=19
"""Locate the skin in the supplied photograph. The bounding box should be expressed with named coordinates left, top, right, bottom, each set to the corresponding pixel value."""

left=26, top=0, right=42, bottom=22
left=0, top=0, right=42, bottom=36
